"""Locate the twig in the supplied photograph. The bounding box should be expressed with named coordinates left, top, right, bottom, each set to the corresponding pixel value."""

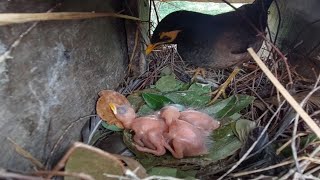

left=152, top=0, right=160, bottom=24
left=87, top=119, right=102, bottom=144
left=0, top=170, right=43, bottom=180
left=128, top=26, right=140, bottom=74
left=148, top=0, right=152, bottom=38
left=280, top=147, right=320, bottom=179
left=6, top=137, right=45, bottom=170
left=0, top=171, right=41, bottom=180
left=217, top=100, right=286, bottom=180
left=300, top=143, right=320, bottom=172
left=222, top=0, right=293, bottom=84
left=291, top=85, right=320, bottom=173
left=292, top=112, right=302, bottom=173
left=45, top=115, right=96, bottom=167
left=276, top=133, right=307, bottom=155
left=0, top=12, right=140, bottom=26
left=313, top=74, right=320, bottom=88
left=248, top=48, right=320, bottom=139
left=0, top=4, right=60, bottom=63
left=34, top=171, right=94, bottom=180
left=305, top=165, right=320, bottom=175
left=202, top=100, right=286, bottom=178
left=231, top=159, right=294, bottom=177
left=233, top=156, right=320, bottom=178
left=245, top=84, right=275, bottom=114
left=301, top=174, right=320, bottom=180
left=104, top=168, right=184, bottom=180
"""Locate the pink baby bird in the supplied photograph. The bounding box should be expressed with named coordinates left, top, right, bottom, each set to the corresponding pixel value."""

left=163, top=119, right=210, bottom=158
left=109, top=103, right=168, bottom=156
left=160, top=105, right=220, bottom=158
left=160, top=105, right=220, bottom=134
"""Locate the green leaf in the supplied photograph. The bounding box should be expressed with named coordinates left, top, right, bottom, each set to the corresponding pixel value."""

left=137, top=104, right=155, bottom=116
left=209, top=123, right=242, bottom=161
left=127, top=89, right=160, bottom=111
left=229, top=113, right=242, bottom=121
left=176, top=169, right=197, bottom=179
left=234, top=119, right=256, bottom=143
left=101, top=121, right=123, bottom=132
left=142, top=93, right=174, bottom=110
left=127, top=93, right=145, bottom=111
left=155, top=75, right=184, bottom=92
left=165, top=83, right=211, bottom=108
left=201, top=97, right=236, bottom=117
left=147, top=167, right=177, bottom=177
left=201, top=95, right=254, bottom=120
left=215, top=95, right=255, bottom=118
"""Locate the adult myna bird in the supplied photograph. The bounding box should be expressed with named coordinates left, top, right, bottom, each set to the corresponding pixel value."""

left=146, top=0, right=273, bottom=103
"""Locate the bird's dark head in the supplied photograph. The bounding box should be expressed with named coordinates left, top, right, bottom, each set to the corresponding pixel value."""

left=146, top=11, right=191, bottom=55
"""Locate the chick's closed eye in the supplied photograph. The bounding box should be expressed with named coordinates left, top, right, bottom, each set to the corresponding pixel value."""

left=117, top=106, right=128, bottom=115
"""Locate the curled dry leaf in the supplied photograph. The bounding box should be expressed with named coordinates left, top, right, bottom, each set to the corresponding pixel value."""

left=96, top=90, right=129, bottom=129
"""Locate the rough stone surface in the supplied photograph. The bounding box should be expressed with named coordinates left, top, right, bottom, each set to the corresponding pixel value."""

left=0, top=0, right=129, bottom=171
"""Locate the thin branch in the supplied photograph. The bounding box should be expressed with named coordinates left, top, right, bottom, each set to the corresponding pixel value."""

left=34, top=171, right=94, bottom=180
left=0, top=4, right=60, bottom=63
left=233, top=156, right=320, bottom=178
left=222, top=0, right=293, bottom=84
left=7, top=137, right=45, bottom=170
left=0, top=12, right=140, bottom=26
left=291, top=85, right=320, bottom=173
left=248, top=48, right=320, bottom=139
left=0, top=171, right=42, bottom=180
left=45, top=115, right=97, bottom=167
left=217, top=100, right=286, bottom=180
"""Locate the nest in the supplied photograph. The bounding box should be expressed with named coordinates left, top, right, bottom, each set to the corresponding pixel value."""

left=2, top=1, right=320, bottom=180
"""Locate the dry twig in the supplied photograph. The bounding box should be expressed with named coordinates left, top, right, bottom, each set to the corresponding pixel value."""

left=248, top=48, right=320, bottom=139
left=0, top=12, right=140, bottom=26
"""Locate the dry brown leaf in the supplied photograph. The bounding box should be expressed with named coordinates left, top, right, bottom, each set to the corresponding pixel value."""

left=96, top=90, right=129, bottom=128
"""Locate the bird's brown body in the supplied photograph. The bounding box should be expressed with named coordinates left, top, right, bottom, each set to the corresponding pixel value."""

left=148, top=0, right=273, bottom=69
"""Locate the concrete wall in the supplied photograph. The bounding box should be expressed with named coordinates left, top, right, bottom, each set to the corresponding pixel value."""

left=0, top=0, right=132, bottom=171
left=262, top=0, right=320, bottom=81
left=269, top=0, right=320, bottom=52
left=268, top=0, right=320, bottom=66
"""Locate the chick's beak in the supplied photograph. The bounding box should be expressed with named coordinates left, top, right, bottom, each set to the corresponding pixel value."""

left=109, top=103, right=117, bottom=114
left=146, top=44, right=156, bottom=55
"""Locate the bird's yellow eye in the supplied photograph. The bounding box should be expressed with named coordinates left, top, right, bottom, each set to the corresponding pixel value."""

left=146, top=30, right=181, bottom=55
left=159, top=30, right=182, bottom=42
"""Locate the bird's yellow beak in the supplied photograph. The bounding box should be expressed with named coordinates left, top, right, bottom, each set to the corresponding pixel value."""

left=146, top=44, right=156, bottom=55
left=109, top=103, right=117, bottom=114
left=146, top=30, right=182, bottom=55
